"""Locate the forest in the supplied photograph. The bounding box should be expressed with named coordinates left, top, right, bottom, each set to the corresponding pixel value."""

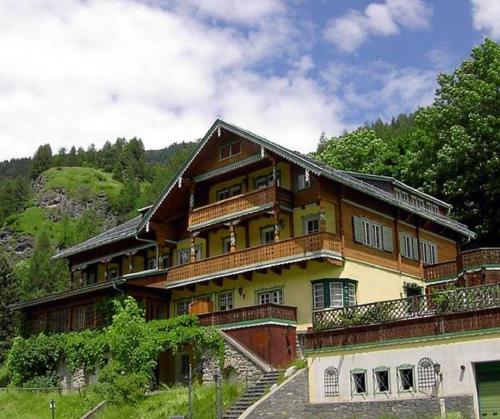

left=0, top=39, right=498, bottom=364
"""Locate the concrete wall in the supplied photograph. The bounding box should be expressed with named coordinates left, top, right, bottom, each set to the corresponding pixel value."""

left=307, top=334, right=500, bottom=417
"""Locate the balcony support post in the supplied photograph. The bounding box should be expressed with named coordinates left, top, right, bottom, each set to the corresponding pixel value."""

left=337, top=185, right=345, bottom=252
left=190, top=234, right=196, bottom=262
left=229, top=223, right=236, bottom=253
left=70, top=269, right=75, bottom=290
left=274, top=206, right=280, bottom=242
left=189, top=184, right=195, bottom=211
left=394, top=210, right=401, bottom=272
left=416, top=218, right=424, bottom=277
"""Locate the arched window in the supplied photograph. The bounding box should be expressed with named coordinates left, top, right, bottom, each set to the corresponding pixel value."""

left=324, top=366, right=339, bottom=396
left=417, top=357, right=436, bottom=391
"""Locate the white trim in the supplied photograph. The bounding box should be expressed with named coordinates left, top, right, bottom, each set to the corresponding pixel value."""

left=342, top=199, right=395, bottom=221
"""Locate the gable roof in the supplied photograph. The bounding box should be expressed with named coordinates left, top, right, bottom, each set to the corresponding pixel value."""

left=52, top=215, right=142, bottom=260
left=138, top=119, right=475, bottom=239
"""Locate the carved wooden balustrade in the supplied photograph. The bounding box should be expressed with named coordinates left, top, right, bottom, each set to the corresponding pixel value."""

left=313, top=283, right=500, bottom=331
left=167, top=232, right=342, bottom=284
left=423, top=248, right=500, bottom=281
left=197, top=303, right=297, bottom=326
left=188, top=185, right=293, bottom=228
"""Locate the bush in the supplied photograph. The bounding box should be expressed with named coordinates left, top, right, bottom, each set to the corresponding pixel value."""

left=0, top=363, right=9, bottom=387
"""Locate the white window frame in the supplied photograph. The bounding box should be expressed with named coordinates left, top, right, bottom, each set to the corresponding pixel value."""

left=219, top=140, right=241, bottom=161
left=222, top=236, right=232, bottom=254
left=303, top=214, right=320, bottom=235
left=373, top=368, right=391, bottom=394
left=217, top=184, right=242, bottom=201
left=401, top=233, right=414, bottom=259
left=330, top=282, right=344, bottom=308
left=176, top=299, right=190, bottom=315
left=260, top=225, right=275, bottom=244
left=296, top=173, right=310, bottom=191
left=397, top=365, right=415, bottom=392
left=258, top=288, right=283, bottom=305
left=313, top=283, right=325, bottom=309
left=217, top=291, right=234, bottom=311
left=146, top=258, right=157, bottom=270
left=420, top=240, right=438, bottom=265
left=177, top=249, right=190, bottom=265
left=347, top=282, right=357, bottom=307
left=351, top=370, right=368, bottom=395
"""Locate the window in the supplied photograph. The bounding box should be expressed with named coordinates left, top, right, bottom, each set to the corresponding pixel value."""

left=218, top=291, right=234, bottom=311
left=351, top=370, right=367, bottom=395
left=324, top=367, right=339, bottom=396
left=222, top=236, right=232, bottom=254
left=254, top=170, right=281, bottom=189
left=147, top=258, right=157, bottom=270
left=296, top=173, right=310, bottom=191
left=417, top=357, right=437, bottom=391
left=330, top=282, right=344, bottom=308
left=398, top=366, right=415, bottom=392
left=258, top=288, right=283, bottom=305
left=410, top=196, right=418, bottom=207
left=374, top=368, right=390, bottom=393
left=72, top=305, right=94, bottom=331
left=303, top=215, right=320, bottom=234
left=107, top=268, right=118, bottom=280
left=400, top=233, right=418, bottom=260
left=177, top=249, right=190, bottom=265
left=417, top=198, right=425, bottom=208
left=217, top=184, right=242, bottom=201
left=160, top=254, right=170, bottom=269
left=420, top=240, right=438, bottom=265
left=313, top=283, right=325, bottom=309
left=312, top=280, right=357, bottom=310
left=220, top=141, right=241, bottom=160
left=176, top=299, right=190, bottom=315
left=353, top=216, right=392, bottom=252
left=83, top=269, right=96, bottom=285
left=47, top=309, right=69, bottom=333
left=261, top=225, right=275, bottom=244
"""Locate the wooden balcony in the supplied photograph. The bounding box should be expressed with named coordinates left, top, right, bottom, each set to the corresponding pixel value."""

left=167, top=232, right=342, bottom=285
left=424, top=248, right=500, bottom=281
left=197, top=303, right=297, bottom=327
left=188, top=185, right=293, bottom=230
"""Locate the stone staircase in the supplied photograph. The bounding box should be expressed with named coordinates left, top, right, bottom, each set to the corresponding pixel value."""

left=222, top=370, right=282, bottom=419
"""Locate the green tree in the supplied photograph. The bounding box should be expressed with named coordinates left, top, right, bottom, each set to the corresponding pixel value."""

left=406, top=39, right=500, bottom=245
left=317, top=128, right=398, bottom=175
left=30, top=144, right=53, bottom=179
left=0, top=176, right=29, bottom=225
left=0, top=252, right=19, bottom=364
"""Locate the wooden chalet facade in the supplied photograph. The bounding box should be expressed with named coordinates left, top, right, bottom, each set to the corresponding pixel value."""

left=11, top=119, right=499, bottom=385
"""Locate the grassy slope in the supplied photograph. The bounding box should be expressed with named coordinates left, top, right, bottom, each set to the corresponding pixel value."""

left=0, top=390, right=101, bottom=419
left=7, top=167, right=124, bottom=242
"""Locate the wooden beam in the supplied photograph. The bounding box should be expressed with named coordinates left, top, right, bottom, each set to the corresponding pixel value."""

left=296, top=261, right=307, bottom=270
left=186, top=284, right=196, bottom=292
left=270, top=267, right=282, bottom=276
left=213, top=278, right=223, bottom=287
left=242, top=272, right=253, bottom=281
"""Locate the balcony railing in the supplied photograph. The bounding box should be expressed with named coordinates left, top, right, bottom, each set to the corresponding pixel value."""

left=424, top=248, right=500, bottom=281
left=313, top=283, right=500, bottom=331
left=168, top=232, right=342, bottom=284
left=188, top=185, right=293, bottom=229
left=197, top=303, right=297, bottom=327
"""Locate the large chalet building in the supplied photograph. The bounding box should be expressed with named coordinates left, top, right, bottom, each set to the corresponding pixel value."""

left=12, top=120, right=500, bottom=417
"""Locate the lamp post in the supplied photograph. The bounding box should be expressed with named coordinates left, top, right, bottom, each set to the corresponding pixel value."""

left=49, top=399, right=56, bottom=419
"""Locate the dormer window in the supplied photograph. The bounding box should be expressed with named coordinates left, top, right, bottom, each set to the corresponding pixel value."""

left=220, top=140, right=241, bottom=160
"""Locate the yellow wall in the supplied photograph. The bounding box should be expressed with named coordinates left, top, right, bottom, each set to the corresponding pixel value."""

left=208, top=226, right=247, bottom=256
left=248, top=213, right=291, bottom=247
left=173, top=237, right=206, bottom=265
left=170, top=258, right=422, bottom=331
left=208, top=175, right=246, bottom=203
left=293, top=202, right=337, bottom=236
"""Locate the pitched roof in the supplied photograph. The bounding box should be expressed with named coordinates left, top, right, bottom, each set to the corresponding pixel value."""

left=52, top=215, right=142, bottom=260
left=139, top=119, right=475, bottom=239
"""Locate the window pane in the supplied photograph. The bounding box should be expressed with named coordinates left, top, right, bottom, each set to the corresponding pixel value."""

left=231, top=141, right=241, bottom=155
left=347, top=283, right=356, bottom=306
left=399, top=368, right=414, bottom=391
left=220, top=145, right=230, bottom=160
left=352, top=372, right=366, bottom=394
left=375, top=370, right=390, bottom=392
left=330, top=282, right=343, bottom=308
left=313, top=283, right=324, bottom=309
left=218, top=291, right=233, bottom=311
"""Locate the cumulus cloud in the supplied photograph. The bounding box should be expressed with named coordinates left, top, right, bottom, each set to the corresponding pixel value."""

left=471, top=0, right=500, bottom=39
left=0, top=0, right=342, bottom=159
left=324, top=0, right=432, bottom=52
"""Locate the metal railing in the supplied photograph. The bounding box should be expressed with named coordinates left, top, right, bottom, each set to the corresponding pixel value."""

left=313, top=283, right=500, bottom=331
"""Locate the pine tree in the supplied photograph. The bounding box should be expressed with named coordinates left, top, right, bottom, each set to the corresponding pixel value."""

left=30, top=144, right=53, bottom=179
left=0, top=251, right=19, bottom=363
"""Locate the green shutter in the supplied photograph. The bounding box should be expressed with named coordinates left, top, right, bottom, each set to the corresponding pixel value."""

left=477, top=362, right=500, bottom=417
left=412, top=237, right=419, bottom=261
left=399, top=233, right=405, bottom=257
left=382, top=226, right=393, bottom=252
left=353, top=216, right=364, bottom=243
left=324, top=281, right=330, bottom=308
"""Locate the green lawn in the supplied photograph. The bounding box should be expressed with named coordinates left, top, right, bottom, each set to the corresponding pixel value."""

left=0, top=389, right=101, bottom=419
left=0, top=384, right=242, bottom=419
left=96, top=384, right=242, bottom=419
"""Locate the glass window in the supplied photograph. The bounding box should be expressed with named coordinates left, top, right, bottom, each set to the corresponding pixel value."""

left=374, top=369, right=390, bottom=393
left=147, top=258, right=157, bottom=270
left=222, top=236, right=232, bottom=254
left=261, top=226, right=275, bottom=244
left=398, top=367, right=415, bottom=392
left=220, top=141, right=241, bottom=160
left=351, top=371, right=367, bottom=395
left=347, top=283, right=357, bottom=306
left=217, top=184, right=242, bottom=201
left=176, top=299, right=190, bottom=315
left=72, top=304, right=94, bottom=331
left=178, top=249, right=190, bottom=265
left=258, top=289, right=283, bottom=305
left=371, top=223, right=383, bottom=249
left=297, top=174, right=310, bottom=191
left=330, top=282, right=343, bottom=308
left=313, top=283, right=325, bottom=309
left=254, top=171, right=280, bottom=189
left=304, top=216, right=320, bottom=234
left=324, top=367, right=339, bottom=397
left=160, top=254, right=170, bottom=269
left=107, top=268, right=118, bottom=280
left=218, top=291, right=233, bottom=311
left=421, top=240, right=437, bottom=265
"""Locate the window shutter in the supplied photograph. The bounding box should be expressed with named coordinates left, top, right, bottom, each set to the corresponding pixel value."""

left=382, top=226, right=393, bottom=252
left=434, top=246, right=438, bottom=263
left=412, top=237, right=419, bottom=261
left=353, top=216, right=364, bottom=243
left=399, top=233, right=405, bottom=257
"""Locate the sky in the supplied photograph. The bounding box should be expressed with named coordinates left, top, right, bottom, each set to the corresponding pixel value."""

left=0, top=0, right=499, bottom=159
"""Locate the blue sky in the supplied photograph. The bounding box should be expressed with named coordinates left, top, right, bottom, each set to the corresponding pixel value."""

left=0, top=0, right=498, bottom=159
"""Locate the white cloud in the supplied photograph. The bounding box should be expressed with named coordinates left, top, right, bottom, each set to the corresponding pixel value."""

left=0, top=0, right=344, bottom=159
left=322, top=62, right=436, bottom=122
left=471, top=0, right=500, bottom=39
left=324, top=0, right=432, bottom=52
